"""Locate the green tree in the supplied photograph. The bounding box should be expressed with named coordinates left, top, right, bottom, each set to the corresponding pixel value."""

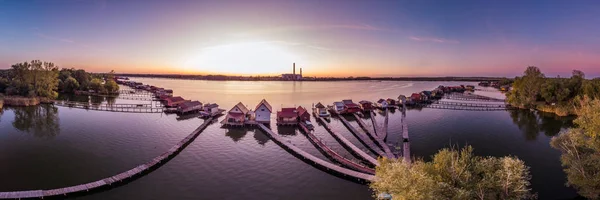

left=104, top=79, right=119, bottom=94
left=551, top=97, right=600, bottom=199
left=62, top=77, right=80, bottom=93
left=72, top=69, right=91, bottom=90
left=371, top=146, right=534, bottom=200
left=89, top=78, right=106, bottom=93
left=507, top=66, right=545, bottom=108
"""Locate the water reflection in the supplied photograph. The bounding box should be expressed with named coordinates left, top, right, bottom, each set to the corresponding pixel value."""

left=252, top=129, right=271, bottom=146
left=10, top=105, right=60, bottom=138
left=276, top=126, right=297, bottom=136
left=225, top=128, right=248, bottom=142
left=508, top=109, right=574, bottom=140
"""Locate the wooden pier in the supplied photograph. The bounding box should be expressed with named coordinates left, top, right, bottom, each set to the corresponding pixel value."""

left=298, top=123, right=375, bottom=174
left=382, top=109, right=389, bottom=141
left=443, top=93, right=505, bottom=102
left=53, top=101, right=165, bottom=113
left=431, top=101, right=509, bottom=108
left=0, top=117, right=214, bottom=199
left=424, top=104, right=509, bottom=111
left=369, top=111, right=379, bottom=137
left=337, top=115, right=387, bottom=158
left=401, top=108, right=411, bottom=164
left=257, top=124, right=375, bottom=182
left=314, top=115, right=379, bottom=166
left=352, top=113, right=395, bottom=159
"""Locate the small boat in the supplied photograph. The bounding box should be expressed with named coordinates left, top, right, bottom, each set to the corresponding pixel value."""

left=304, top=120, right=315, bottom=130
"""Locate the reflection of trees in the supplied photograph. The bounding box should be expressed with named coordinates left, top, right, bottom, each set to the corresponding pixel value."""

left=509, top=110, right=574, bottom=140
left=11, top=104, right=60, bottom=138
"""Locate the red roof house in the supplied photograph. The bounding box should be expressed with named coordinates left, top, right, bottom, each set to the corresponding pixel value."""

left=165, top=96, right=187, bottom=107
left=342, top=99, right=361, bottom=113
left=297, top=106, right=310, bottom=121
left=277, top=107, right=298, bottom=125
left=410, top=93, right=422, bottom=102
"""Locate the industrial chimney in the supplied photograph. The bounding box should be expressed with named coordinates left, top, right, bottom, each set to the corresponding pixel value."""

left=293, top=63, right=296, bottom=75
left=300, top=68, right=302, bottom=76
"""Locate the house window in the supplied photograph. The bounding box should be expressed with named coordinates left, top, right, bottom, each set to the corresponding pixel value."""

left=261, top=109, right=265, bottom=111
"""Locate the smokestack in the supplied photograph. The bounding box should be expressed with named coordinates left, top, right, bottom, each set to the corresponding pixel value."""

left=300, top=68, right=302, bottom=76
left=293, top=63, right=296, bottom=75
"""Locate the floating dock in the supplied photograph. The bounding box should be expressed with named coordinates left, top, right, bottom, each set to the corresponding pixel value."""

left=432, top=101, right=509, bottom=108
left=53, top=101, right=165, bottom=113
left=369, top=111, right=379, bottom=137
left=314, top=114, right=379, bottom=166
left=337, top=115, right=387, bottom=158
left=298, top=123, right=375, bottom=174
left=424, top=104, right=509, bottom=111
left=257, top=124, right=375, bottom=182
left=352, top=113, right=395, bottom=159
left=0, top=117, right=214, bottom=199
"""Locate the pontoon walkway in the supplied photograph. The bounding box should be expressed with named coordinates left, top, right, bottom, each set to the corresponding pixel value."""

left=314, top=114, right=379, bottom=166
left=54, top=101, right=165, bottom=113
left=352, top=113, right=395, bottom=159
left=337, top=115, right=387, bottom=158
left=258, top=124, right=375, bottom=182
left=0, top=117, right=214, bottom=199
left=298, top=123, right=375, bottom=174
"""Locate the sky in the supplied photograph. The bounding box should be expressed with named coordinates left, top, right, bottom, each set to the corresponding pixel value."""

left=1, top=0, right=599, bottom=78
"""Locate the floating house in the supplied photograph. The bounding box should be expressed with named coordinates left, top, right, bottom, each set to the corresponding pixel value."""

left=297, top=106, right=310, bottom=121
left=465, top=85, right=475, bottom=91
left=277, top=107, right=298, bottom=125
left=200, top=103, right=222, bottom=118
left=333, top=102, right=345, bottom=113
left=410, top=93, right=423, bottom=103
left=420, top=91, right=432, bottom=101
left=342, top=99, right=361, bottom=113
left=222, top=102, right=250, bottom=126
left=315, top=102, right=330, bottom=117
left=377, top=98, right=389, bottom=108
left=386, top=98, right=397, bottom=106
left=398, top=95, right=407, bottom=104
left=165, top=96, right=187, bottom=107
left=358, top=100, right=374, bottom=111
left=254, top=99, right=272, bottom=124
left=178, top=101, right=202, bottom=114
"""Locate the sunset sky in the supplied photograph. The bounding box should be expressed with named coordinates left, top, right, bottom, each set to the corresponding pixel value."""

left=1, top=0, right=599, bottom=77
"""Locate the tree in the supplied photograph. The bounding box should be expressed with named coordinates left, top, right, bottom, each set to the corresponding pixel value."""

left=62, top=77, right=80, bottom=93
left=104, top=79, right=119, bottom=94
left=551, top=97, right=600, bottom=199
left=370, top=146, right=534, bottom=200
left=89, top=78, right=106, bottom=93
left=507, top=66, right=545, bottom=108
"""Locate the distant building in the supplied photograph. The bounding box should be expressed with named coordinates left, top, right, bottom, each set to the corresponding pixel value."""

left=282, top=63, right=303, bottom=80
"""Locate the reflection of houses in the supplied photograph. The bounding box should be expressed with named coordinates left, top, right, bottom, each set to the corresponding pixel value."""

left=178, top=101, right=202, bottom=114
left=254, top=99, right=272, bottom=124
left=297, top=106, right=310, bottom=121
left=222, top=102, right=250, bottom=126
left=359, top=100, right=374, bottom=111
left=315, top=102, right=329, bottom=117
left=165, top=96, right=187, bottom=107
left=277, top=107, right=298, bottom=125
left=342, top=99, right=361, bottom=113
left=377, top=99, right=388, bottom=108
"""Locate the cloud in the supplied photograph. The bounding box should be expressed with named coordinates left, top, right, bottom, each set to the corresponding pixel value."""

left=202, top=40, right=331, bottom=51
left=36, top=33, right=75, bottom=43
left=409, top=36, right=459, bottom=44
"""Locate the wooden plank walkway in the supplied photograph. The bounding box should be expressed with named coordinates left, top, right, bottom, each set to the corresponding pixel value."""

left=53, top=101, right=165, bottom=113
left=424, top=104, right=509, bottom=111
left=369, top=111, right=379, bottom=137
left=314, top=113, right=379, bottom=166
left=0, top=117, right=214, bottom=199
left=432, top=101, right=509, bottom=108
left=258, top=124, right=375, bottom=182
left=401, top=108, right=411, bottom=164
left=298, top=123, right=375, bottom=174
left=337, top=115, right=387, bottom=158
left=443, top=93, right=505, bottom=102
left=382, top=109, right=389, bottom=141
left=352, top=113, right=395, bottom=159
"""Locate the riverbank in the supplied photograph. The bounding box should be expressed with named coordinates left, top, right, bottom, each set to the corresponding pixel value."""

left=510, top=102, right=576, bottom=117
left=0, top=96, right=54, bottom=107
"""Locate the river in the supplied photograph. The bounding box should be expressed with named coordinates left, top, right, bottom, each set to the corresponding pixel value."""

left=0, top=79, right=577, bottom=199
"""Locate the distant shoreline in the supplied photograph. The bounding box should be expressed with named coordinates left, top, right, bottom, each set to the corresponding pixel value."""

left=114, top=73, right=508, bottom=82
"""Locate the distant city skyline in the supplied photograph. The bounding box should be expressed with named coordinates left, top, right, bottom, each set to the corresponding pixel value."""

left=1, top=0, right=599, bottom=78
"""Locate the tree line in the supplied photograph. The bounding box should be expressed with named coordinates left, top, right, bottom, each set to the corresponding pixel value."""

left=0, top=60, right=119, bottom=99
left=507, top=66, right=600, bottom=115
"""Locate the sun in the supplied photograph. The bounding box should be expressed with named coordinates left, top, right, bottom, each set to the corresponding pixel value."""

left=183, top=42, right=300, bottom=75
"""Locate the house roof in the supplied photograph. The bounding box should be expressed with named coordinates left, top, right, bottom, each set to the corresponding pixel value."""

left=387, top=98, right=395, bottom=101
left=204, top=103, right=219, bottom=108
left=421, top=91, right=432, bottom=96
left=315, top=102, right=325, bottom=108
left=297, top=106, right=308, bottom=116
left=358, top=100, right=372, bottom=104
left=255, top=99, right=272, bottom=112
left=411, top=93, right=422, bottom=98
left=377, top=99, right=386, bottom=103
left=230, top=102, right=249, bottom=114
left=167, top=96, right=185, bottom=102
left=342, top=99, right=354, bottom=104
left=277, top=108, right=297, bottom=118
left=180, top=101, right=202, bottom=109
left=334, top=102, right=344, bottom=106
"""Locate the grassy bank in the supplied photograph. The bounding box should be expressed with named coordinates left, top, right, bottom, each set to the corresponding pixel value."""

left=2, top=96, right=41, bottom=106
left=536, top=103, right=576, bottom=117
